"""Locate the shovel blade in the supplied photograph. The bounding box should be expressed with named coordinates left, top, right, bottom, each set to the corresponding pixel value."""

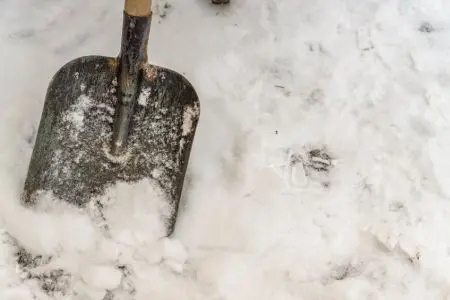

left=23, top=55, right=200, bottom=234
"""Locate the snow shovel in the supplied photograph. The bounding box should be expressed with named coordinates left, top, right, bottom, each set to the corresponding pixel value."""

left=21, top=0, right=200, bottom=236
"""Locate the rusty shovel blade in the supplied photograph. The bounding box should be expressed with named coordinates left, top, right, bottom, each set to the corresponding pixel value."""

left=22, top=12, right=200, bottom=236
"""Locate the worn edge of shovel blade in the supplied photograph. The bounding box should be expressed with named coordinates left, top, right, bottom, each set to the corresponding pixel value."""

left=23, top=55, right=200, bottom=235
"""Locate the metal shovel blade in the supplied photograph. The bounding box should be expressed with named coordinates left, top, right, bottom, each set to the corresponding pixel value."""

left=22, top=13, right=200, bottom=235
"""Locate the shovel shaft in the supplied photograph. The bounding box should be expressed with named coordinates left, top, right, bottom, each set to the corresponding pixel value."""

left=111, top=12, right=151, bottom=155
left=125, top=0, right=152, bottom=16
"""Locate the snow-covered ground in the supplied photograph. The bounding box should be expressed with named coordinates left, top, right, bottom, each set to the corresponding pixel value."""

left=2, top=0, right=450, bottom=299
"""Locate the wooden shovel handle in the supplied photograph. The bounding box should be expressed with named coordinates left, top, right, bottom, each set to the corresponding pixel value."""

left=125, top=0, right=152, bottom=16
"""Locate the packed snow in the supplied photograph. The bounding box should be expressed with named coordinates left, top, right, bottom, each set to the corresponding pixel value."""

left=2, top=0, right=450, bottom=299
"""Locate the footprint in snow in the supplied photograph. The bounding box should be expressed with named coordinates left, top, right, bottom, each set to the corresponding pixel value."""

left=290, top=147, right=334, bottom=188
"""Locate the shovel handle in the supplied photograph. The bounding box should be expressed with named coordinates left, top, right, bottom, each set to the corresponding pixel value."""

left=125, top=0, right=152, bottom=16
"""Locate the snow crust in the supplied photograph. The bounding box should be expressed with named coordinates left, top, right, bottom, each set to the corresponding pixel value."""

left=2, top=0, right=450, bottom=299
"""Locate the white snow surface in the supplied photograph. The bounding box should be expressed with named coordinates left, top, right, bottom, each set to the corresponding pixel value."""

left=2, top=0, right=450, bottom=299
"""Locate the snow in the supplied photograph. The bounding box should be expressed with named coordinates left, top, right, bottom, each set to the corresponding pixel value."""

left=63, top=94, right=92, bottom=141
left=137, top=88, right=151, bottom=107
left=182, top=105, right=199, bottom=136
left=80, top=265, right=122, bottom=290
left=2, top=0, right=450, bottom=299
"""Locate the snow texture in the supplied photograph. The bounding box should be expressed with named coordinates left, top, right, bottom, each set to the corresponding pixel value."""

left=2, top=0, right=450, bottom=299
